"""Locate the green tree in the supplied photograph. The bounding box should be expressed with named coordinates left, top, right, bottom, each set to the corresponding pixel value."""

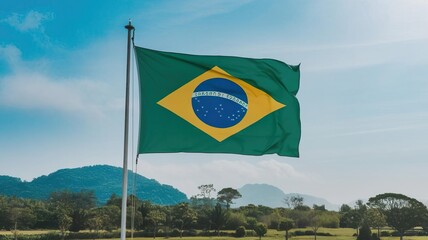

left=106, top=193, right=122, bottom=208
left=10, top=208, right=24, bottom=240
left=88, top=205, right=121, bottom=232
left=0, top=196, right=9, bottom=229
left=235, top=226, right=246, bottom=238
left=211, top=203, right=227, bottom=236
left=49, top=190, right=96, bottom=232
left=32, top=201, right=56, bottom=229
left=196, top=184, right=216, bottom=208
left=147, top=208, right=166, bottom=239
left=279, top=218, right=294, bottom=240
left=340, top=204, right=352, bottom=212
left=217, top=188, right=242, bottom=210
left=198, top=184, right=216, bottom=199
left=321, top=211, right=340, bottom=228
left=268, top=208, right=282, bottom=229
left=313, top=204, right=326, bottom=211
left=254, top=223, right=268, bottom=240
left=105, top=205, right=121, bottom=231
left=171, top=203, right=197, bottom=238
left=339, top=204, right=352, bottom=228
left=365, top=208, right=387, bottom=239
left=357, top=222, right=372, bottom=240
left=340, top=209, right=360, bottom=230
left=225, top=212, right=247, bottom=230
left=194, top=207, right=212, bottom=232
left=339, top=201, right=366, bottom=235
left=284, top=195, right=304, bottom=209
left=308, top=210, right=327, bottom=240
left=368, top=193, right=428, bottom=240
left=139, top=200, right=153, bottom=229
left=56, top=207, right=72, bottom=240
left=191, top=184, right=216, bottom=231
left=87, top=215, right=103, bottom=234
left=3, top=197, right=37, bottom=231
left=9, top=207, right=36, bottom=234
left=287, top=207, right=310, bottom=228
left=240, top=204, right=273, bottom=220
left=246, top=217, right=258, bottom=230
left=355, top=200, right=368, bottom=235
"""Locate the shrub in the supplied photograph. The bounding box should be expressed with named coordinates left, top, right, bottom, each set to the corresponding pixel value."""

left=197, top=231, right=233, bottom=237
left=294, top=230, right=314, bottom=236
left=296, top=218, right=309, bottom=228
left=372, top=233, right=380, bottom=240
left=67, top=231, right=120, bottom=239
left=246, top=217, right=258, bottom=230
left=293, top=230, right=333, bottom=236
left=322, top=215, right=340, bottom=228
left=254, top=223, right=267, bottom=240
left=186, top=229, right=198, bottom=237
left=269, top=220, right=280, bottom=229
left=279, top=219, right=294, bottom=232
left=318, top=232, right=334, bottom=236
left=246, top=230, right=256, bottom=237
left=235, top=226, right=246, bottom=238
left=171, top=228, right=181, bottom=237
left=226, top=212, right=247, bottom=230
left=357, top=223, right=372, bottom=240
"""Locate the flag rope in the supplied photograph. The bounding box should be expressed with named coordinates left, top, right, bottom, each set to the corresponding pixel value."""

left=130, top=35, right=138, bottom=239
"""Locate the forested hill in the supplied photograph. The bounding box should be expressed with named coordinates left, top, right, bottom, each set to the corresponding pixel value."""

left=0, top=165, right=188, bottom=205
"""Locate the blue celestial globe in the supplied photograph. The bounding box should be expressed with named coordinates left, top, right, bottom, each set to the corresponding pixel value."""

left=191, top=78, right=248, bottom=128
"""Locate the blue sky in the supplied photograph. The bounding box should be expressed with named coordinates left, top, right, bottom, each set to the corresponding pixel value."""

left=1, top=0, right=428, bottom=205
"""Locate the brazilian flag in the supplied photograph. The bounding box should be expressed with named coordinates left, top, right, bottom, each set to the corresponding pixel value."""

left=135, top=47, right=301, bottom=157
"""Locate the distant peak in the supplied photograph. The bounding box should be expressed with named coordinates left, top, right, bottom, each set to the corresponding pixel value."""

left=240, top=183, right=285, bottom=192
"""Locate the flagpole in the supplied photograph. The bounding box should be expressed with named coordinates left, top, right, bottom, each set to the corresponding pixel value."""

left=121, top=20, right=134, bottom=240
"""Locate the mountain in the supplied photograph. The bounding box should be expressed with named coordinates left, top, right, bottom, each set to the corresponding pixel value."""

left=0, top=165, right=187, bottom=205
left=233, top=183, right=339, bottom=210
left=233, top=184, right=286, bottom=207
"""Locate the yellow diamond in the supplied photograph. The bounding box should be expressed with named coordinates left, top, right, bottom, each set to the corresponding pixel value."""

left=157, top=66, right=285, bottom=142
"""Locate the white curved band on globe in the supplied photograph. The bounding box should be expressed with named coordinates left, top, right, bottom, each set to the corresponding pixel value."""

left=192, top=91, right=248, bottom=109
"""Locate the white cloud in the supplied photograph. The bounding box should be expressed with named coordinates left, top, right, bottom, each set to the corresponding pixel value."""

left=227, top=37, right=428, bottom=74
left=0, top=45, right=22, bottom=71
left=0, top=44, right=51, bottom=73
left=139, top=0, right=253, bottom=25
left=366, top=0, right=428, bottom=41
left=0, top=73, right=100, bottom=117
left=1, top=10, right=53, bottom=32
left=173, top=0, right=253, bottom=22
left=331, top=125, right=425, bottom=138
left=258, top=159, right=305, bottom=179
left=0, top=43, right=123, bottom=119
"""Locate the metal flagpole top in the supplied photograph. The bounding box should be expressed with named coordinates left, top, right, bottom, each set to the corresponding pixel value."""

left=125, top=19, right=135, bottom=30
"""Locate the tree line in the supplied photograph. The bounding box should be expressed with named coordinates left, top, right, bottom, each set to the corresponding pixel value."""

left=1, top=185, right=428, bottom=240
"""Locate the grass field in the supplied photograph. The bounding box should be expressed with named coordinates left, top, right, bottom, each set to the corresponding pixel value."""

left=0, top=230, right=55, bottom=235
left=1, top=228, right=428, bottom=240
